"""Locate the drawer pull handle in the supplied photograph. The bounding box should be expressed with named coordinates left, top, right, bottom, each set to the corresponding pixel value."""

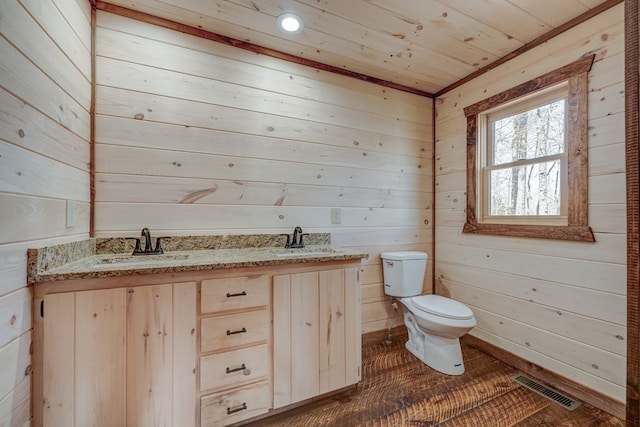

left=226, top=291, right=247, bottom=298
left=227, top=403, right=247, bottom=415
left=227, top=327, right=247, bottom=336
left=226, top=363, right=246, bottom=374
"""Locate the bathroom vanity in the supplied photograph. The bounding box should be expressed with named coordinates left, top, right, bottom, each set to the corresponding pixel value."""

left=28, top=235, right=366, bottom=427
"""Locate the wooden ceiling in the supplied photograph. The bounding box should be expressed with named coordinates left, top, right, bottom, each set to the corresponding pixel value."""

left=99, top=0, right=619, bottom=96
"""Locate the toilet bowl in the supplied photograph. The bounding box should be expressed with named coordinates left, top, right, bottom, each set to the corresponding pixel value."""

left=398, top=295, right=476, bottom=375
left=381, top=251, right=476, bottom=375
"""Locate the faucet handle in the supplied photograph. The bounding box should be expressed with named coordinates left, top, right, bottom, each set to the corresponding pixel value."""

left=279, top=233, right=291, bottom=248
left=298, top=233, right=309, bottom=248
left=154, top=237, right=171, bottom=254
left=125, top=237, right=143, bottom=255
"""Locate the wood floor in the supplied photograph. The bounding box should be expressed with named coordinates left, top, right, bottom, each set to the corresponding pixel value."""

left=244, top=338, right=625, bottom=426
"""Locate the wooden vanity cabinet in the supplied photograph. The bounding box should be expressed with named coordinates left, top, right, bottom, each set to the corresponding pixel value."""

left=33, top=259, right=362, bottom=427
left=36, top=282, right=197, bottom=427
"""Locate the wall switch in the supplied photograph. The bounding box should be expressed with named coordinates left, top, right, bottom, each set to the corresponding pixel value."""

left=66, top=200, right=76, bottom=228
left=330, top=207, right=341, bottom=224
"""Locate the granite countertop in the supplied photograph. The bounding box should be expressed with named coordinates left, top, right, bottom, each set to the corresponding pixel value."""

left=27, top=233, right=368, bottom=284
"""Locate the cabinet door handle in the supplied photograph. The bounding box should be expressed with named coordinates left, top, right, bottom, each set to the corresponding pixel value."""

left=226, top=363, right=246, bottom=374
left=227, top=403, right=247, bottom=415
left=226, top=291, right=247, bottom=298
left=226, top=327, right=247, bottom=335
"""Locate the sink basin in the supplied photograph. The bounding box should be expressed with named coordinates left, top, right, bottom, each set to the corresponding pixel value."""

left=271, top=248, right=338, bottom=257
left=275, top=252, right=325, bottom=257
left=274, top=251, right=334, bottom=257
left=90, top=253, right=190, bottom=268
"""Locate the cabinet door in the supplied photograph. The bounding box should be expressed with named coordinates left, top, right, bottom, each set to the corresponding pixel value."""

left=42, top=292, right=75, bottom=427
left=42, top=282, right=197, bottom=427
left=43, top=288, right=127, bottom=427
left=273, top=267, right=360, bottom=408
left=127, top=282, right=197, bottom=427
left=172, top=282, right=198, bottom=427
left=319, top=268, right=363, bottom=394
left=290, top=272, right=320, bottom=402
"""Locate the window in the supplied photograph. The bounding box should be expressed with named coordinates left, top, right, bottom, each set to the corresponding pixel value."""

left=482, top=84, right=568, bottom=224
left=463, top=56, right=595, bottom=242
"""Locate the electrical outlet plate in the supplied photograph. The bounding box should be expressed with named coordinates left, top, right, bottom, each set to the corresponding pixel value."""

left=330, top=207, right=341, bottom=224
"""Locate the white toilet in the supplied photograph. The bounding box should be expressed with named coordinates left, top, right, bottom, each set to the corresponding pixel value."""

left=381, top=251, right=476, bottom=375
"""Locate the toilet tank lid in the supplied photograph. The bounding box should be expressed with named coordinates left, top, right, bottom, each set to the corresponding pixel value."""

left=412, top=295, right=474, bottom=320
left=381, top=251, right=427, bottom=261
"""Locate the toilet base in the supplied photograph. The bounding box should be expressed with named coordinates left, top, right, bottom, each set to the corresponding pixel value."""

left=404, top=311, right=466, bottom=375
left=405, top=336, right=465, bottom=376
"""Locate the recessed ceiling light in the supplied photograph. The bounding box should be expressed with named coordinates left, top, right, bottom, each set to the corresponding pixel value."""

left=276, top=12, right=304, bottom=35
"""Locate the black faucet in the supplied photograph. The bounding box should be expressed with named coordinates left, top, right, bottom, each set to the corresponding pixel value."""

left=281, top=226, right=309, bottom=248
left=142, top=227, right=153, bottom=252
left=126, top=227, right=169, bottom=255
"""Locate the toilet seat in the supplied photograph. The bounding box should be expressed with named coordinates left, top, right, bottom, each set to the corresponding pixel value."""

left=412, top=295, right=474, bottom=320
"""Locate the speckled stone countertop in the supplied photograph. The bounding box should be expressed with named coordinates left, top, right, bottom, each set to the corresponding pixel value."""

left=27, top=233, right=368, bottom=284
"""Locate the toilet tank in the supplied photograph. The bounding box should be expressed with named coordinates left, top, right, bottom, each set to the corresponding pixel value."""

left=381, top=251, right=427, bottom=297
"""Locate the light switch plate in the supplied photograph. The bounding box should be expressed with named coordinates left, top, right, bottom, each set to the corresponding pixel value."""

left=330, top=207, right=341, bottom=224
left=66, top=200, right=76, bottom=228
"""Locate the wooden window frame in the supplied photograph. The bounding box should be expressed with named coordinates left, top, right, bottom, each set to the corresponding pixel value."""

left=462, top=55, right=595, bottom=242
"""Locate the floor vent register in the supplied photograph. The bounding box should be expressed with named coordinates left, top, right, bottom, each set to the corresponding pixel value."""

left=511, top=374, right=581, bottom=410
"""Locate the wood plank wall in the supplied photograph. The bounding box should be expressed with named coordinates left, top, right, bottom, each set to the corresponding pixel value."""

left=0, top=0, right=91, bottom=425
left=93, top=11, right=434, bottom=335
left=435, top=4, right=626, bottom=403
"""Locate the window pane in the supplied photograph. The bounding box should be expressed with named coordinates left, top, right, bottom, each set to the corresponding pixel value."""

left=492, top=99, right=565, bottom=166
left=489, top=160, right=562, bottom=216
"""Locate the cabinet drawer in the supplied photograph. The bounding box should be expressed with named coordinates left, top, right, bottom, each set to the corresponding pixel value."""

left=200, top=344, right=269, bottom=392
left=201, top=275, right=269, bottom=314
left=201, top=310, right=269, bottom=353
left=201, top=380, right=270, bottom=426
